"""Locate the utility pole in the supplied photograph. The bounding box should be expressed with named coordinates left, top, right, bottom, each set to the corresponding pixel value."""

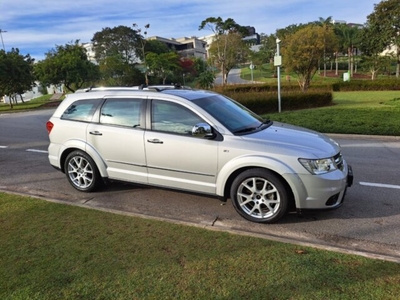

left=0, top=29, right=7, bottom=51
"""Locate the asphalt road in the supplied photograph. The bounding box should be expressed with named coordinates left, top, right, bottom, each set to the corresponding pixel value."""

left=1, top=109, right=400, bottom=262
left=215, top=68, right=251, bottom=85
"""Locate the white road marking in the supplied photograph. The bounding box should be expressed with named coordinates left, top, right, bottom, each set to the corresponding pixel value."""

left=26, top=149, right=48, bottom=154
left=0, top=146, right=9, bottom=148
left=359, top=182, right=400, bottom=190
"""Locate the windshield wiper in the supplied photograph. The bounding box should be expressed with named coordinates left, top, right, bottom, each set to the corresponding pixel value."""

left=258, top=119, right=272, bottom=128
left=233, top=127, right=258, bottom=134
left=234, top=120, right=272, bottom=134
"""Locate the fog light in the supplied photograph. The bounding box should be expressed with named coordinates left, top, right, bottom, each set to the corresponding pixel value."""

left=325, top=193, right=340, bottom=206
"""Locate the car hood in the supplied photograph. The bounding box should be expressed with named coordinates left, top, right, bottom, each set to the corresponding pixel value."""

left=241, top=122, right=341, bottom=158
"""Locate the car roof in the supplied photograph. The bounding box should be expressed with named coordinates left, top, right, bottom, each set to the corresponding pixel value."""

left=161, top=89, right=218, bottom=100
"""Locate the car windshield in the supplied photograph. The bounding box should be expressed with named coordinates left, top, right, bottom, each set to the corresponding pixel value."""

left=192, top=94, right=270, bottom=134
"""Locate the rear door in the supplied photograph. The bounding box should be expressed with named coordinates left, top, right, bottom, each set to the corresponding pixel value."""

left=86, top=97, right=148, bottom=183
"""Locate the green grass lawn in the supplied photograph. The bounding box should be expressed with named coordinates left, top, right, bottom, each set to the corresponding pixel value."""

left=240, top=64, right=348, bottom=83
left=0, top=94, right=55, bottom=112
left=267, top=91, right=400, bottom=136
left=1, top=193, right=400, bottom=299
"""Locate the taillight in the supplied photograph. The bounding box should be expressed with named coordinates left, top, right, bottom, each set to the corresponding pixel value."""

left=46, top=121, right=54, bottom=134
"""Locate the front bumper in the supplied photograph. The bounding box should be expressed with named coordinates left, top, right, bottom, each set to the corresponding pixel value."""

left=347, top=165, right=354, bottom=187
left=287, top=163, right=353, bottom=211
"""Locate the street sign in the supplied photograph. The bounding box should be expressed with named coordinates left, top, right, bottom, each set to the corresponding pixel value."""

left=274, top=56, right=282, bottom=67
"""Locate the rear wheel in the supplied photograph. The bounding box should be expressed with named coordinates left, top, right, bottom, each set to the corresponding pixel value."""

left=230, top=169, right=288, bottom=223
left=64, top=150, right=101, bottom=192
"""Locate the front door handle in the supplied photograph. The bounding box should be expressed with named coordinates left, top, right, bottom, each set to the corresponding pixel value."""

left=89, top=131, right=103, bottom=136
left=147, top=138, right=163, bottom=144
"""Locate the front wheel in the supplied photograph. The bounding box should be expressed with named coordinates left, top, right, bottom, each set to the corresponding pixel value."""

left=64, top=150, right=102, bottom=192
left=230, top=169, right=289, bottom=223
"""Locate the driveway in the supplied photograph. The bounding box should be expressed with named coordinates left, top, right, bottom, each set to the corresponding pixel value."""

left=215, top=68, right=251, bottom=85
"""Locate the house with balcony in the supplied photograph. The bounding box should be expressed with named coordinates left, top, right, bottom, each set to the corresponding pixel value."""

left=147, top=36, right=207, bottom=60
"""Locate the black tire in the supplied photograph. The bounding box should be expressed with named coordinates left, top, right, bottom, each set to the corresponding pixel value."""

left=230, top=168, right=288, bottom=223
left=64, top=150, right=102, bottom=192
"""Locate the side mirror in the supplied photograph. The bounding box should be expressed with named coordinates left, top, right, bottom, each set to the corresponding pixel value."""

left=192, top=123, right=214, bottom=139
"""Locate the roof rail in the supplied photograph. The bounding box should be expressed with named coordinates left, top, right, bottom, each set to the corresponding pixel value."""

left=139, top=83, right=192, bottom=91
left=74, top=84, right=192, bottom=93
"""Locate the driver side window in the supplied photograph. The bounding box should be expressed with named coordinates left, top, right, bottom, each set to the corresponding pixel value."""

left=151, top=100, right=204, bottom=135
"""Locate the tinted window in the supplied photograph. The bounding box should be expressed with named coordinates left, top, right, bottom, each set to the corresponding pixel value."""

left=151, top=100, right=203, bottom=135
left=61, top=99, right=100, bottom=122
left=100, top=98, right=142, bottom=127
left=192, top=94, right=264, bottom=133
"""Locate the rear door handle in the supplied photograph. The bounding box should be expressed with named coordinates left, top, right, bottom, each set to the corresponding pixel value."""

left=89, top=131, right=102, bottom=136
left=147, top=138, right=163, bottom=144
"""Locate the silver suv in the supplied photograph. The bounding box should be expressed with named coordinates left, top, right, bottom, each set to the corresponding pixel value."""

left=46, top=86, right=353, bottom=223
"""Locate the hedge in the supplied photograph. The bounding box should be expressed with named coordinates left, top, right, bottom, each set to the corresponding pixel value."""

left=214, top=83, right=332, bottom=93
left=209, top=77, right=400, bottom=114
left=216, top=89, right=333, bottom=114
left=332, top=79, right=400, bottom=91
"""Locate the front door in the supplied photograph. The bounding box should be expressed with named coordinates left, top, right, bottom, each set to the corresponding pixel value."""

left=145, top=100, right=219, bottom=194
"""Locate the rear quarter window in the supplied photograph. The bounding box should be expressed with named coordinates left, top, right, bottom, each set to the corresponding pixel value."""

left=61, top=99, right=100, bottom=122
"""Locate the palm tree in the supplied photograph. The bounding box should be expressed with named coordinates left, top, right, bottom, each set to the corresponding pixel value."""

left=335, top=24, right=361, bottom=77
left=317, top=16, right=333, bottom=77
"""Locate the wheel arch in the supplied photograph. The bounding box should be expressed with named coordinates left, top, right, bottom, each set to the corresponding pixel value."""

left=217, top=156, right=299, bottom=211
left=59, top=141, right=108, bottom=177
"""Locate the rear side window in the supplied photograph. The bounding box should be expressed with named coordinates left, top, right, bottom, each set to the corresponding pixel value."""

left=100, top=98, right=142, bottom=128
left=61, top=99, right=100, bottom=122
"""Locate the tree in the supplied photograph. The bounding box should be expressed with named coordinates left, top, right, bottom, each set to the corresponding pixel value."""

left=132, top=23, right=151, bottom=84
left=98, top=54, right=142, bottom=86
left=276, top=24, right=308, bottom=40
left=316, top=16, right=336, bottom=77
left=145, top=52, right=181, bottom=84
left=0, top=48, right=35, bottom=108
left=208, top=32, right=249, bottom=84
left=35, top=41, right=100, bottom=93
left=196, top=70, right=215, bottom=89
left=367, top=0, right=400, bottom=77
left=91, top=25, right=142, bottom=64
left=199, top=17, right=248, bottom=85
left=252, top=34, right=277, bottom=76
left=359, top=25, right=392, bottom=80
left=334, top=24, right=361, bottom=77
left=145, top=39, right=169, bottom=55
left=282, top=25, right=336, bottom=92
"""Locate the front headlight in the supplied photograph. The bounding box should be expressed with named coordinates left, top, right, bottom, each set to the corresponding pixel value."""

left=299, top=158, right=337, bottom=175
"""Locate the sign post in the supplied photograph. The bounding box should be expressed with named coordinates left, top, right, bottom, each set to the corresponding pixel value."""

left=249, top=62, right=254, bottom=83
left=274, top=38, right=282, bottom=113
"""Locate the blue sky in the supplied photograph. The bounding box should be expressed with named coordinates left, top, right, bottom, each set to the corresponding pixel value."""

left=1, top=0, right=379, bottom=61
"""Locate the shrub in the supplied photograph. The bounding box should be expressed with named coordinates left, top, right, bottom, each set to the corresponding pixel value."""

left=332, top=79, right=400, bottom=91
left=216, top=88, right=333, bottom=114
